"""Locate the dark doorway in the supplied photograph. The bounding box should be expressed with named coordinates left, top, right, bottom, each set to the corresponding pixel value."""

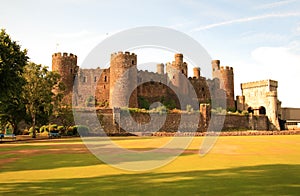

left=259, top=106, right=266, bottom=115
left=247, top=107, right=254, bottom=114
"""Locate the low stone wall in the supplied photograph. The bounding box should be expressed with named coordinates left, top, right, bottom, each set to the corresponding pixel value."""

left=221, top=114, right=269, bottom=131
left=98, top=111, right=270, bottom=133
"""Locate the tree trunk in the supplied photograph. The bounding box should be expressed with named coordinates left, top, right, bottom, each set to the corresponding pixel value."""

left=32, top=113, right=36, bottom=138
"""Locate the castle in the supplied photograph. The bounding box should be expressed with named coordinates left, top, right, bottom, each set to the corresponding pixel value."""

left=52, top=51, right=282, bottom=130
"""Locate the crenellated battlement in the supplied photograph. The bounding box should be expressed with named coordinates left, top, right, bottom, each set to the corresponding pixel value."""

left=220, top=66, right=233, bottom=71
left=241, top=79, right=278, bottom=89
left=52, top=52, right=77, bottom=59
left=111, top=51, right=136, bottom=58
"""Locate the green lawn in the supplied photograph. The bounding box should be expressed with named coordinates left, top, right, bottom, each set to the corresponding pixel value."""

left=0, top=135, right=299, bottom=195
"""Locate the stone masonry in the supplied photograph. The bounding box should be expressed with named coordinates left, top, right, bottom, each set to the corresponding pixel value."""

left=52, top=51, right=282, bottom=131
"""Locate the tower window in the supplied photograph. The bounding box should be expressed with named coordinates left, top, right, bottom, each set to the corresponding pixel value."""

left=132, top=60, right=135, bottom=65
left=182, top=70, right=184, bottom=74
left=94, top=76, right=97, bottom=82
left=104, top=76, right=107, bottom=82
left=70, top=69, right=73, bottom=74
left=83, top=76, right=87, bottom=83
left=104, top=85, right=106, bottom=89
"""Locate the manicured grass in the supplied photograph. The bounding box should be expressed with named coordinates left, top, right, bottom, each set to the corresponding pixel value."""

left=0, top=135, right=299, bottom=195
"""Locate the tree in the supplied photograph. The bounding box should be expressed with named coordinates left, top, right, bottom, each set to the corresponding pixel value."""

left=23, top=62, right=62, bottom=137
left=0, top=29, right=28, bottom=134
left=52, top=104, right=74, bottom=130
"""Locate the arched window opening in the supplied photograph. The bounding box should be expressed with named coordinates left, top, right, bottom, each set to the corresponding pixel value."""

left=247, top=107, right=254, bottom=114
left=259, top=106, right=266, bottom=115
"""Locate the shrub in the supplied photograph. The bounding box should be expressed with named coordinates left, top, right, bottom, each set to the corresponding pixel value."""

left=57, top=126, right=65, bottom=135
left=227, top=107, right=236, bottom=113
left=186, top=105, right=193, bottom=113
left=29, top=126, right=39, bottom=136
left=49, top=124, right=58, bottom=132
left=76, top=125, right=90, bottom=136
left=39, top=125, right=49, bottom=133
left=23, top=128, right=29, bottom=135
left=67, top=126, right=74, bottom=136
left=72, top=126, right=80, bottom=136
left=85, top=96, right=95, bottom=107
left=211, top=107, right=226, bottom=115
left=242, top=110, right=249, bottom=116
left=171, top=108, right=181, bottom=113
left=138, top=97, right=150, bottom=110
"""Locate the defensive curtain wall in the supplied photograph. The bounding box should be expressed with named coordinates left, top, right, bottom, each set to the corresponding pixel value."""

left=52, top=51, right=282, bottom=132
left=75, top=108, right=269, bottom=135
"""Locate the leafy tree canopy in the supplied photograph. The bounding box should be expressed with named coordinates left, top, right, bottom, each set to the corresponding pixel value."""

left=0, top=29, right=28, bottom=133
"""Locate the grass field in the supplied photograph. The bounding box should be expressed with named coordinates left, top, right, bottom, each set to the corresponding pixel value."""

left=0, top=135, right=300, bottom=195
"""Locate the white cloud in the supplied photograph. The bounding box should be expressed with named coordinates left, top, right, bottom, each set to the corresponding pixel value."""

left=255, top=0, right=297, bottom=9
left=191, top=12, right=300, bottom=31
left=240, top=32, right=288, bottom=44
left=249, top=46, right=300, bottom=107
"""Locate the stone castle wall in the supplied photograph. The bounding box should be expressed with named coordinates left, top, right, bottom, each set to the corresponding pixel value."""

left=53, top=52, right=232, bottom=110
left=97, top=112, right=269, bottom=133
left=238, top=79, right=280, bottom=130
left=52, top=52, right=78, bottom=104
left=109, top=52, right=138, bottom=108
left=212, top=60, right=235, bottom=109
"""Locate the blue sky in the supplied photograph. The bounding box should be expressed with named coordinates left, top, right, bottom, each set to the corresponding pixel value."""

left=1, top=0, right=300, bottom=107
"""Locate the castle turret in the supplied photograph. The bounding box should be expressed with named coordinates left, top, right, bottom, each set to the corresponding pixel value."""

left=109, top=51, right=138, bottom=108
left=167, top=54, right=188, bottom=92
left=52, top=52, right=78, bottom=104
left=193, top=67, right=200, bottom=79
left=157, top=63, right=164, bottom=75
left=211, top=60, right=220, bottom=74
left=173, top=53, right=187, bottom=77
left=266, top=91, right=280, bottom=130
left=212, top=60, right=235, bottom=109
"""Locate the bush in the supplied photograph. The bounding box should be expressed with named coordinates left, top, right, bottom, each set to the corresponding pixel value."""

left=29, top=126, right=39, bottom=136
left=186, top=105, right=193, bottom=113
left=66, top=126, right=80, bottom=136
left=49, top=124, right=58, bottom=132
left=151, top=106, right=167, bottom=114
left=57, top=126, right=66, bottom=135
left=211, top=107, right=226, bottom=115
left=67, top=126, right=74, bottom=136
left=138, top=97, right=150, bottom=110
left=23, top=128, right=29, bottom=135
left=39, top=125, right=49, bottom=133
left=242, top=110, right=249, bottom=116
left=76, top=125, right=90, bottom=136
left=86, top=96, right=95, bottom=107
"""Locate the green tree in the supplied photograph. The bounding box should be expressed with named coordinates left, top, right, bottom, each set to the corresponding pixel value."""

left=53, top=104, right=74, bottom=130
left=0, top=29, right=28, bottom=134
left=23, top=62, right=62, bottom=137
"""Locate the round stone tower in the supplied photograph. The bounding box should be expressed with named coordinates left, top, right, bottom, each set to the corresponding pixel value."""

left=109, top=51, right=138, bottom=108
left=211, top=60, right=235, bottom=109
left=166, top=53, right=189, bottom=95
left=173, top=53, right=187, bottom=77
left=193, top=67, right=200, bottom=79
left=211, top=60, right=220, bottom=74
left=266, top=91, right=280, bottom=130
left=52, top=52, right=78, bottom=104
left=157, top=63, right=164, bottom=75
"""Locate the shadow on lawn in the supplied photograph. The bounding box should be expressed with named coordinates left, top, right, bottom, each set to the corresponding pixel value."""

left=1, top=148, right=194, bottom=172
left=1, top=153, right=103, bottom=172
left=1, top=164, right=299, bottom=195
